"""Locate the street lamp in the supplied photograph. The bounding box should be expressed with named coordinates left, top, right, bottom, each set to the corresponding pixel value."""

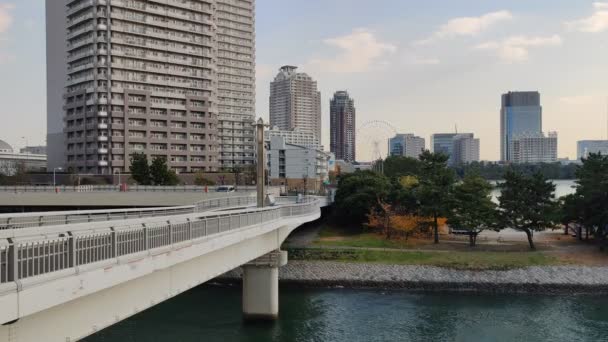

left=53, top=167, right=63, bottom=188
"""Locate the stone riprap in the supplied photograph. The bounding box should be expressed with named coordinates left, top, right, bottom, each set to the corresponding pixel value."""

left=219, top=261, right=608, bottom=294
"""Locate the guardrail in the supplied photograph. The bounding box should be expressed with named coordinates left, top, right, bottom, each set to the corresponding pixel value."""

left=0, top=198, right=320, bottom=285
left=0, top=185, right=263, bottom=193
left=0, top=196, right=257, bottom=230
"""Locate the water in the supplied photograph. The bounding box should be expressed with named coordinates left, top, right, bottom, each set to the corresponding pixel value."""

left=491, top=179, right=576, bottom=202
left=86, top=285, right=608, bottom=342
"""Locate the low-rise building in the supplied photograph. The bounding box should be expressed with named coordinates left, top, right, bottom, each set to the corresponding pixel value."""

left=510, top=132, right=558, bottom=164
left=0, top=140, right=47, bottom=176
left=266, top=136, right=331, bottom=192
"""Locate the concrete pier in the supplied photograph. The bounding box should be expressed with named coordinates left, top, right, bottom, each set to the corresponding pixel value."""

left=242, top=250, right=287, bottom=321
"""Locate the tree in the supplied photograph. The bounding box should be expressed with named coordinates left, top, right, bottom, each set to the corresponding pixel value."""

left=383, top=156, right=420, bottom=179
left=130, top=153, right=151, bottom=185
left=572, top=153, right=608, bottom=248
left=417, top=151, right=455, bottom=244
left=334, top=171, right=391, bottom=226
left=498, top=171, right=557, bottom=250
left=150, top=156, right=179, bottom=186
left=448, top=175, right=499, bottom=246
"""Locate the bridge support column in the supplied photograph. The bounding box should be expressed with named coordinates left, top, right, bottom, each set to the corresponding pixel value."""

left=242, top=250, right=287, bottom=321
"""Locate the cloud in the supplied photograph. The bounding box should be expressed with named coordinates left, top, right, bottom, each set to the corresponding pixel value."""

left=558, top=95, right=595, bottom=105
left=566, top=2, right=608, bottom=33
left=404, top=56, right=441, bottom=66
left=416, top=10, right=513, bottom=44
left=475, top=35, right=562, bottom=63
left=307, top=28, right=397, bottom=73
left=0, top=3, right=14, bottom=34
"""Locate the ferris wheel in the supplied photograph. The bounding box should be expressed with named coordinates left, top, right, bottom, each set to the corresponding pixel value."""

left=357, top=120, right=398, bottom=162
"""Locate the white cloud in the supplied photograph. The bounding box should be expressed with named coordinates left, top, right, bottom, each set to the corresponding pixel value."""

left=475, top=35, right=562, bottom=63
left=307, top=28, right=397, bottom=73
left=0, top=4, right=14, bottom=34
left=416, top=10, right=513, bottom=44
left=404, top=56, right=441, bottom=66
left=566, top=2, right=608, bottom=33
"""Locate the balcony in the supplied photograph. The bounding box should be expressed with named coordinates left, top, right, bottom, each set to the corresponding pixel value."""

left=98, top=111, right=108, bottom=117
left=98, top=148, right=108, bottom=154
left=97, top=98, right=108, bottom=105
left=97, top=23, right=107, bottom=30
left=98, top=136, right=108, bottom=142
left=98, top=123, right=108, bottom=129
left=98, top=160, right=108, bottom=167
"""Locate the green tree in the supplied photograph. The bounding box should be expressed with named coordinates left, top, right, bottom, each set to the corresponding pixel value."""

left=447, top=175, right=499, bottom=246
left=498, top=171, right=557, bottom=250
left=383, top=156, right=420, bottom=179
left=334, top=171, right=391, bottom=226
left=417, top=151, right=455, bottom=244
left=573, top=153, right=608, bottom=248
left=150, top=156, right=180, bottom=186
left=129, top=153, right=151, bottom=185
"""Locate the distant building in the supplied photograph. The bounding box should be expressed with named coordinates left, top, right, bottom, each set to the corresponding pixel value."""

left=431, top=133, right=477, bottom=165
left=431, top=133, right=458, bottom=159
left=20, top=146, right=47, bottom=155
left=389, top=134, right=425, bottom=159
left=500, top=91, right=543, bottom=162
left=577, top=140, right=608, bottom=160
left=330, top=91, right=356, bottom=162
left=265, top=127, right=321, bottom=150
left=266, top=136, right=331, bottom=192
left=270, top=66, right=322, bottom=142
left=452, top=135, right=480, bottom=164
left=510, top=132, right=558, bottom=164
left=0, top=140, right=47, bottom=176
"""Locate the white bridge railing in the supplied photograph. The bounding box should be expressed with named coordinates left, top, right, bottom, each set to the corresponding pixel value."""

left=0, top=196, right=257, bottom=230
left=0, top=185, right=263, bottom=193
left=0, top=198, right=321, bottom=285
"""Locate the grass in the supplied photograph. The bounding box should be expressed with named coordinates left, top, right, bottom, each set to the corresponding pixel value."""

left=314, top=225, right=416, bottom=249
left=288, top=248, right=564, bottom=271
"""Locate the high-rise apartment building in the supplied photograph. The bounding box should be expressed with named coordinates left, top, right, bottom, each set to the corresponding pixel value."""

left=510, top=132, right=557, bottom=164
left=577, top=140, right=608, bottom=160
left=47, top=0, right=255, bottom=174
left=500, top=91, right=542, bottom=162
left=216, top=0, right=256, bottom=170
left=269, top=66, right=322, bottom=141
left=330, top=91, right=356, bottom=162
left=389, top=134, right=425, bottom=159
left=452, top=134, right=480, bottom=164
left=265, top=126, right=321, bottom=150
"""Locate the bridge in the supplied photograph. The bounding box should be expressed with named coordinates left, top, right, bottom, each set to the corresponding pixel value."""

left=0, top=194, right=330, bottom=342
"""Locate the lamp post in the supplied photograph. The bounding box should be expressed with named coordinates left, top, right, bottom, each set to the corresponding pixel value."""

left=253, top=118, right=269, bottom=208
left=53, top=167, right=63, bottom=188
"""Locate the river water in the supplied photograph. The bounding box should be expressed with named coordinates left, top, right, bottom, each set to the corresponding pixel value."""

left=86, top=285, right=608, bottom=342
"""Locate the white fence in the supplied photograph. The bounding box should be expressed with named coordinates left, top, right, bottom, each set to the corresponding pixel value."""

left=0, top=199, right=320, bottom=284
left=0, top=196, right=257, bottom=230
left=0, top=185, right=263, bottom=193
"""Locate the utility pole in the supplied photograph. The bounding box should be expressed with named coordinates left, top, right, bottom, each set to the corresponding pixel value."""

left=254, top=118, right=268, bottom=208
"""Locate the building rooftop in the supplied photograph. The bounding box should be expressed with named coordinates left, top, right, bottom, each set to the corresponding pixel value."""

left=0, top=140, right=13, bottom=153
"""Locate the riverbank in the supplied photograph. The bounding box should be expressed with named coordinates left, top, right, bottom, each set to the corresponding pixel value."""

left=219, top=261, right=608, bottom=294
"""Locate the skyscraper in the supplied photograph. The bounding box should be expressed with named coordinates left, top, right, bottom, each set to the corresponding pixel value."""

left=500, top=91, right=542, bottom=162
left=388, top=134, right=425, bottom=159
left=269, top=66, right=322, bottom=141
left=47, top=0, right=255, bottom=174
left=330, top=91, right=356, bottom=162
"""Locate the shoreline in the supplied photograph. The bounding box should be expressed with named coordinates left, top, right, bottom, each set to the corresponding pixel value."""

left=218, top=260, right=608, bottom=295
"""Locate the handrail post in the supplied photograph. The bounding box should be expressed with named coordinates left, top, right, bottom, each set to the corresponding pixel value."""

left=111, top=228, right=117, bottom=258
left=143, top=224, right=149, bottom=251
left=8, top=239, right=18, bottom=282
left=168, top=221, right=173, bottom=245
left=187, top=219, right=192, bottom=240
left=68, top=232, right=76, bottom=268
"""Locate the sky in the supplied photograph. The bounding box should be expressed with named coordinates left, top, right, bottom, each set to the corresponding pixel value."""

left=0, top=1, right=607, bottom=161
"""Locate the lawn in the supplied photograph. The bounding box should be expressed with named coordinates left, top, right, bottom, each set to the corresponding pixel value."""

left=314, top=225, right=418, bottom=249
left=288, top=248, right=565, bottom=270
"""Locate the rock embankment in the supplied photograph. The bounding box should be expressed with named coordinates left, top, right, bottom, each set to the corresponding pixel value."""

left=220, top=261, right=608, bottom=294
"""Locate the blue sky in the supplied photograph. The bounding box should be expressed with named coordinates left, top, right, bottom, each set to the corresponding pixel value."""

left=1, top=0, right=607, bottom=160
